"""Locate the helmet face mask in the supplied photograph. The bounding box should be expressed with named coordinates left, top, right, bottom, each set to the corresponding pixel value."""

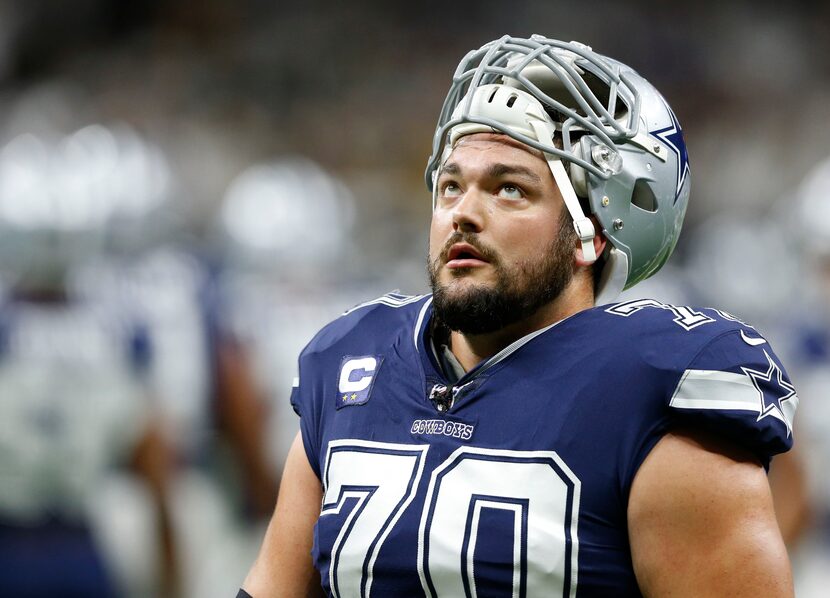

left=426, top=35, right=691, bottom=304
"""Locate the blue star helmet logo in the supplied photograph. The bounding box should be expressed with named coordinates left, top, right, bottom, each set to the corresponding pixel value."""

left=741, top=350, right=798, bottom=436
left=650, top=100, right=690, bottom=204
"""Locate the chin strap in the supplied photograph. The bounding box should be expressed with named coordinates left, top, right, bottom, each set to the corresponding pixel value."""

left=529, top=121, right=596, bottom=264
left=548, top=157, right=597, bottom=263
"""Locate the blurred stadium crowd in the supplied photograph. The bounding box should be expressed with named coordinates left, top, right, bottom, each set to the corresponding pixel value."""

left=0, top=0, right=828, bottom=596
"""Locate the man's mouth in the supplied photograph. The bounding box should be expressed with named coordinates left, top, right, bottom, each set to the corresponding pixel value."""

left=446, top=243, right=490, bottom=268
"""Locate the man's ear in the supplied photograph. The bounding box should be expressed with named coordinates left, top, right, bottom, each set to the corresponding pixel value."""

left=575, top=217, right=607, bottom=267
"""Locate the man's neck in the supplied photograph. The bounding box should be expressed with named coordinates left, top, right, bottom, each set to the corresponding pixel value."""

left=448, top=281, right=595, bottom=372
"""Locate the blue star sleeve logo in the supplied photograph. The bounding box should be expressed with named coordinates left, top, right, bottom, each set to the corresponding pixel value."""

left=650, top=102, right=690, bottom=204
left=741, top=350, right=798, bottom=436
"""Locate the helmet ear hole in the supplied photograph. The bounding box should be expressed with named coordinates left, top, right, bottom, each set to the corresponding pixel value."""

left=631, top=179, right=657, bottom=212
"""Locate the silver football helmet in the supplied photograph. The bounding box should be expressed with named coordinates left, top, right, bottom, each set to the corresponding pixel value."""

left=426, top=35, right=691, bottom=304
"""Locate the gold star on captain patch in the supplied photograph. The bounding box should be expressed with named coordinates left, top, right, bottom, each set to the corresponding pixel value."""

left=351, top=393, right=358, bottom=401
left=342, top=394, right=349, bottom=402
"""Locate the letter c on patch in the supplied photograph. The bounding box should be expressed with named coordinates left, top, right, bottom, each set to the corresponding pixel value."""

left=338, top=357, right=378, bottom=393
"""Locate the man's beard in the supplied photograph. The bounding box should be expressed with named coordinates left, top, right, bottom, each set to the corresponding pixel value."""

left=428, top=214, right=577, bottom=335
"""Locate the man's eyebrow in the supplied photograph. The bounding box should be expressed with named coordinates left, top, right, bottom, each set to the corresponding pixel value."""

left=440, top=162, right=461, bottom=176
left=486, top=163, right=542, bottom=183
left=438, top=162, right=543, bottom=183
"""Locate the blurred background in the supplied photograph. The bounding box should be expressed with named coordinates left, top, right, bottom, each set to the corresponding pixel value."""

left=0, top=0, right=828, bottom=596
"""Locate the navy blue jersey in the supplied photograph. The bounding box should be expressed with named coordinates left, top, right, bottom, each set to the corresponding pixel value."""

left=291, top=294, right=797, bottom=597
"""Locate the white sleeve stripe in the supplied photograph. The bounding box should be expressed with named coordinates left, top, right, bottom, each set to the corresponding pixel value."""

left=783, top=394, right=799, bottom=425
left=669, top=369, right=798, bottom=428
left=670, top=369, right=760, bottom=411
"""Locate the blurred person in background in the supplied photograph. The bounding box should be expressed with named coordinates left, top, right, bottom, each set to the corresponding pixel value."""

left=243, top=35, right=797, bottom=597
left=66, top=123, right=267, bottom=598
left=0, top=124, right=181, bottom=597
left=182, top=156, right=392, bottom=596
left=207, top=156, right=384, bottom=517
left=82, top=224, right=209, bottom=598
left=769, top=156, right=830, bottom=596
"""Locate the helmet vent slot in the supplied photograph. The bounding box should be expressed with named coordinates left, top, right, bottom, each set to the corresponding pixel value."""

left=506, top=94, right=518, bottom=108
left=488, top=88, right=498, bottom=103
left=631, top=179, right=657, bottom=212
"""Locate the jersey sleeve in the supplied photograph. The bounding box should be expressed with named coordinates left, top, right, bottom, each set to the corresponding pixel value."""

left=667, top=328, right=798, bottom=464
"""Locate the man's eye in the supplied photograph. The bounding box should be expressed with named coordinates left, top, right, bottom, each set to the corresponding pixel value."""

left=441, top=182, right=462, bottom=197
left=497, top=184, right=523, bottom=199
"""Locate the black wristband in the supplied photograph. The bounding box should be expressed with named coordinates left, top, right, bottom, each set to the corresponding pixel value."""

left=236, top=590, right=253, bottom=598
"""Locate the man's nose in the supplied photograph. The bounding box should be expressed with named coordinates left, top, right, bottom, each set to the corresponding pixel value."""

left=451, top=188, right=486, bottom=233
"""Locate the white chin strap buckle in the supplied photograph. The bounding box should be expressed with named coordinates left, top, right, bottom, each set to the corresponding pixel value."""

left=573, top=217, right=596, bottom=263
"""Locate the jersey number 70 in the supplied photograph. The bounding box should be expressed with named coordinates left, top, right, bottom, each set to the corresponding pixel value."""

left=320, top=440, right=581, bottom=598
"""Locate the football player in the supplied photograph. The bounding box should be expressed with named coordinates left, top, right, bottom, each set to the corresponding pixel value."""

left=0, top=125, right=181, bottom=597
left=212, top=156, right=365, bottom=507
left=241, top=35, right=796, bottom=597
left=768, top=155, right=830, bottom=596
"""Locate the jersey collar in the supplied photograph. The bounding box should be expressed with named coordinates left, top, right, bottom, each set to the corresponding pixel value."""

left=414, top=294, right=584, bottom=386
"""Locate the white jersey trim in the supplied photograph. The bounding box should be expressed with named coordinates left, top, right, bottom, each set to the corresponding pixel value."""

left=414, top=297, right=434, bottom=354
left=343, top=292, right=429, bottom=316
